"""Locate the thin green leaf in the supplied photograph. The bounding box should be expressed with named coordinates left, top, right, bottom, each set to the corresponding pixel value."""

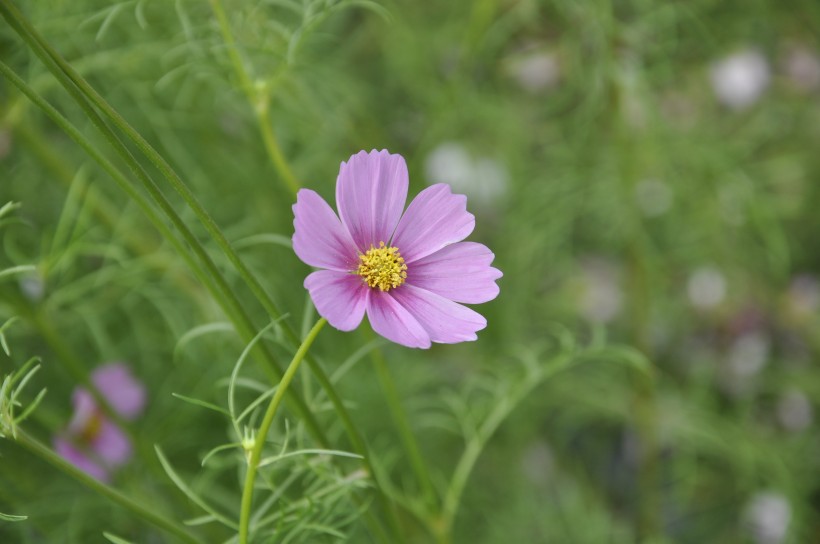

left=236, top=387, right=277, bottom=425
left=134, top=0, right=148, bottom=29
left=96, top=3, right=127, bottom=42
left=173, top=322, right=234, bottom=361
left=0, top=201, right=21, bottom=220
left=0, top=265, right=36, bottom=280
left=10, top=364, right=40, bottom=403
left=0, top=512, right=27, bottom=522
left=171, top=393, right=230, bottom=417
left=14, top=388, right=47, bottom=426
left=183, top=515, right=218, bottom=527
left=10, top=357, right=42, bottom=388
left=155, top=446, right=239, bottom=530
left=103, top=532, right=136, bottom=544
left=0, top=316, right=21, bottom=356
left=232, top=233, right=292, bottom=250
left=200, top=442, right=242, bottom=467
left=258, top=448, right=364, bottom=468
left=229, top=318, right=287, bottom=431
left=330, top=339, right=385, bottom=384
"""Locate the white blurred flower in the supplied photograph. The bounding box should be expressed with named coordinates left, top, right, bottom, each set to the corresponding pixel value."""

left=777, top=389, right=813, bottom=432
left=19, top=272, right=45, bottom=302
left=634, top=179, right=673, bottom=217
left=784, top=46, right=820, bottom=93
left=577, top=257, right=623, bottom=323
left=727, top=331, right=770, bottom=378
left=744, top=492, right=791, bottom=544
left=786, top=274, right=820, bottom=319
left=687, top=266, right=726, bottom=309
left=710, top=49, right=770, bottom=110
left=505, top=49, right=560, bottom=93
left=424, top=142, right=508, bottom=205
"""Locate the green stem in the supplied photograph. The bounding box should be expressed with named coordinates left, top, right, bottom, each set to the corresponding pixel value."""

left=209, top=0, right=300, bottom=196
left=306, top=350, right=405, bottom=542
left=370, top=347, right=438, bottom=511
left=13, top=429, right=198, bottom=543
left=3, top=4, right=399, bottom=537
left=238, top=317, right=326, bottom=544
left=438, top=354, right=573, bottom=541
left=0, top=21, right=328, bottom=445
left=256, top=110, right=300, bottom=196
left=206, top=6, right=405, bottom=527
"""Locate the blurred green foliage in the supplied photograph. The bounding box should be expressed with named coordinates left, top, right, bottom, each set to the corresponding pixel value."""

left=2, top=0, right=820, bottom=542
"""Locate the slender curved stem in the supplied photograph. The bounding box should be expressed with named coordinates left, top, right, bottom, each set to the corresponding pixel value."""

left=14, top=429, right=198, bottom=543
left=3, top=4, right=401, bottom=538
left=0, top=11, right=329, bottom=444
left=238, top=317, right=326, bottom=544
left=210, top=0, right=300, bottom=196
left=370, top=346, right=438, bottom=511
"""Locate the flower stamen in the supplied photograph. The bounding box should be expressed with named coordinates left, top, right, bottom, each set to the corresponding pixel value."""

left=79, top=411, right=104, bottom=443
left=356, top=242, right=407, bottom=291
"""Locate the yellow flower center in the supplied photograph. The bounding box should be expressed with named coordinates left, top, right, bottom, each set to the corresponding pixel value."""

left=356, top=242, right=407, bottom=291
left=80, top=411, right=104, bottom=443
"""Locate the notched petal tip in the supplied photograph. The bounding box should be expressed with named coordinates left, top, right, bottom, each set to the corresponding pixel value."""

left=407, top=242, right=502, bottom=304
left=392, top=183, right=476, bottom=263
left=392, top=285, right=487, bottom=345
left=336, top=149, right=409, bottom=252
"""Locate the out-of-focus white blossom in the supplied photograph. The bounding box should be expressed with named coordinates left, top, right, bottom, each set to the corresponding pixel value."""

left=687, top=266, right=727, bottom=310
left=784, top=46, right=820, bottom=93
left=744, top=492, right=791, bottom=544
left=424, top=142, right=508, bottom=206
left=785, top=274, right=820, bottom=320
left=777, top=389, right=813, bottom=432
left=19, top=271, right=45, bottom=302
left=505, top=49, right=561, bottom=94
left=576, top=257, right=623, bottom=323
left=726, top=331, right=770, bottom=378
left=710, top=49, right=770, bottom=110
left=634, top=179, right=673, bottom=217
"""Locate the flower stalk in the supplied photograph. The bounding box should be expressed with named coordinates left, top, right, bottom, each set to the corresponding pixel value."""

left=13, top=429, right=198, bottom=543
left=238, top=317, right=327, bottom=543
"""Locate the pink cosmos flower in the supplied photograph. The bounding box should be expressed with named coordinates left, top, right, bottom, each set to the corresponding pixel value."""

left=53, top=363, right=146, bottom=482
left=293, top=149, right=502, bottom=348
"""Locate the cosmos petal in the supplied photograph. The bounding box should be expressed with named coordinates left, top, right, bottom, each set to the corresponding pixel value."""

left=92, top=420, right=133, bottom=467
left=407, top=242, right=502, bottom=304
left=305, top=270, right=369, bottom=331
left=391, top=285, right=486, bottom=344
left=92, top=363, right=146, bottom=420
left=293, top=189, right=360, bottom=272
left=67, top=389, right=96, bottom=434
left=54, top=437, right=110, bottom=482
left=336, top=150, right=409, bottom=252
left=392, top=184, right=475, bottom=263
left=366, top=290, right=431, bottom=349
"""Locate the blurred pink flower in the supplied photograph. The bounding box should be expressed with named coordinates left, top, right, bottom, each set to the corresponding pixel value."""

left=293, top=149, right=502, bottom=348
left=54, top=363, right=146, bottom=482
